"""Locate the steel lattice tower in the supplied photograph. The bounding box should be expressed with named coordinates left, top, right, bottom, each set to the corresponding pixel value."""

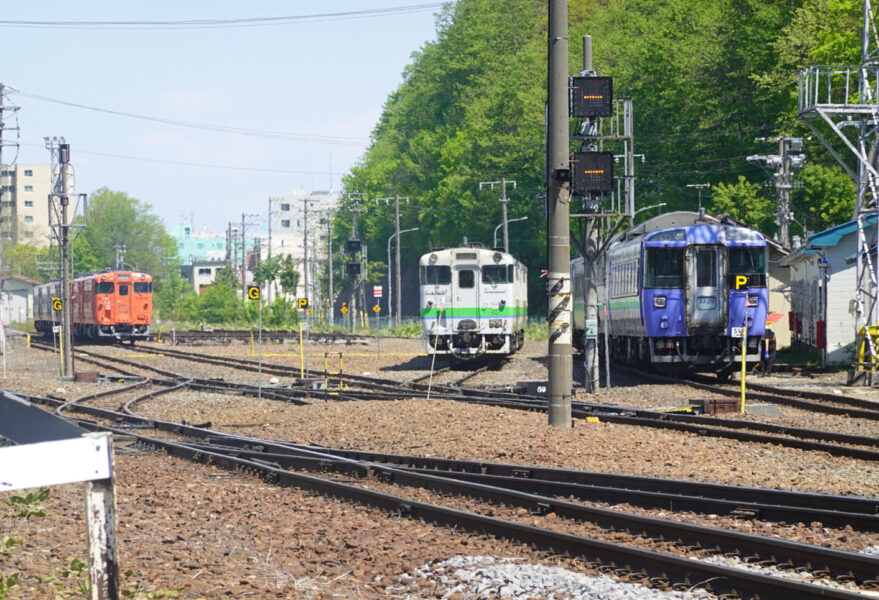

left=798, top=0, right=879, bottom=372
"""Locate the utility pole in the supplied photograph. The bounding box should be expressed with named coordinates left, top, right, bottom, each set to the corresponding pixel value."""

left=46, top=140, right=86, bottom=379
left=685, top=183, right=710, bottom=213
left=376, top=195, right=410, bottom=326
left=479, top=178, right=517, bottom=252
left=113, top=245, right=127, bottom=269
left=747, top=137, right=806, bottom=248
left=546, top=0, right=572, bottom=427
left=0, top=84, right=21, bottom=310
left=240, top=213, right=260, bottom=301
left=267, top=197, right=273, bottom=305
left=345, top=193, right=364, bottom=332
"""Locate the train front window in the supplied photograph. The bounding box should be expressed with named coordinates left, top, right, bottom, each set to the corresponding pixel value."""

left=459, top=270, right=475, bottom=288
left=644, top=248, right=684, bottom=288
left=134, top=282, right=152, bottom=293
left=482, top=265, right=510, bottom=284
left=97, top=282, right=114, bottom=294
left=421, top=265, right=451, bottom=285
left=728, top=247, right=766, bottom=287
left=119, top=284, right=129, bottom=296
left=728, top=247, right=765, bottom=274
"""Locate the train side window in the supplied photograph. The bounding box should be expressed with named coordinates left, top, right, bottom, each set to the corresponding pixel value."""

left=97, top=282, right=114, bottom=294
left=459, top=270, right=475, bottom=288
left=119, top=284, right=129, bottom=296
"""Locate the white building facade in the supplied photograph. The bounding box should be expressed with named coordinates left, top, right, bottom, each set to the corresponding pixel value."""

left=781, top=216, right=876, bottom=365
left=0, top=164, right=53, bottom=248
left=265, top=190, right=337, bottom=307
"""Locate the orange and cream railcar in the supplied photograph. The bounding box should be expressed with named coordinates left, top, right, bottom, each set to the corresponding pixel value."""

left=34, top=270, right=153, bottom=342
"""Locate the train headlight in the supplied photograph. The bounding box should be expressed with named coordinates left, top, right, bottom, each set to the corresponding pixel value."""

left=427, top=300, right=434, bottom=307
left=746, top=295, right=759, bottom=307
left=429, top=254, right=438, bottom=263
left=653, top=295, right=666, bottom=308
left=489, top=319, right=502, bottom=328
left=493, top=252, right=502, bottom=262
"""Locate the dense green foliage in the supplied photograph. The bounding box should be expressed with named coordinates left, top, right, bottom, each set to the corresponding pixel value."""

left=339, top=0, right=864, bottom=314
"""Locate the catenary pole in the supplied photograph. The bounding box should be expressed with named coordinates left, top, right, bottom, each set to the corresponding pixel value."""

left=547, top=0, right=572, bottom=427
left=59, top=144, right=74, bottom=378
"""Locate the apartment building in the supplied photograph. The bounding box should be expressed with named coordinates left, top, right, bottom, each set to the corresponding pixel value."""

left=0, top=164, right=53, bottom=248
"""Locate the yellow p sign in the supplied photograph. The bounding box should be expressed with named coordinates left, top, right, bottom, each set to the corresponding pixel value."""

left=734, top=275, right=748, bottom=290
left=247, top=286, right=260, bottom=300
left=298, top=298, right=309, bottom=309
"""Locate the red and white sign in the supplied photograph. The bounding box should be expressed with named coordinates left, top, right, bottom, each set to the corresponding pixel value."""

left=373, top=285, right=383, bottom=298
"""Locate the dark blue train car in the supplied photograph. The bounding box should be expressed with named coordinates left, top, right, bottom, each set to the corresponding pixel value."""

left=573, top=212, right=769, bottom=377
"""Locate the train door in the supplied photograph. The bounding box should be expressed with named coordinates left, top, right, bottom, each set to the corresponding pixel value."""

left=116, top=282, right=131, bottom=323
left=454, top=265, right=479, bottom=331
left=685, top=245, right=725, bottom=332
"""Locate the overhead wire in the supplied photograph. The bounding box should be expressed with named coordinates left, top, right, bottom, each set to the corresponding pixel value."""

left=20, top=142, right=335, bottom=176
left=0, top=3, right=448, bottom=30
left=8, top=87, right=369, bottom=147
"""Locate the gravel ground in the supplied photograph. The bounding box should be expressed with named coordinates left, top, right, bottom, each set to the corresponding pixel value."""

left=1, top=336, right=878, bottom=599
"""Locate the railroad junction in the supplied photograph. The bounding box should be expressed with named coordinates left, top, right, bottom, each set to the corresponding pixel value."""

left=1, top=334, right=878, bottom=599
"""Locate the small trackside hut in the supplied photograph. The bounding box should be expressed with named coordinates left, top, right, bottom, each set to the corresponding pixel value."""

left=419, top=242, right=528, bottom=359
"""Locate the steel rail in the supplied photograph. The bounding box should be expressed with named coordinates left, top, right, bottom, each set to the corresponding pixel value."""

left=14, top=391, right=878, bottom=596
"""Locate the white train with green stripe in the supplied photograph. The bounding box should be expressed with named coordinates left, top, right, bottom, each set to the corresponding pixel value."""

left=419, top=242, right=528, bottom=359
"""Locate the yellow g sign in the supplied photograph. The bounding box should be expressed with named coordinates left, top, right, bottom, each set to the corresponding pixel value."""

left=52, top=297, right=63, bottom=311
left=247, top=286, right=260, bottom=300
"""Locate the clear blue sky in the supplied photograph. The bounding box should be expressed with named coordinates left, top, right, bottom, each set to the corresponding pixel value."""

left=1, top=2, right=443, bottom=232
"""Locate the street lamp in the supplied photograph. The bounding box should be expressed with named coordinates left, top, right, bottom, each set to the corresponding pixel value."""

left=494, top=216, right=528, bottom=250
left=387, top=227, right=419, bottom=325
left=633, top=203, right=666, bottom=218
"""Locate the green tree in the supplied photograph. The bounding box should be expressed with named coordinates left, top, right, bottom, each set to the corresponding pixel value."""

left=795, top=163, right=857, bottom=234
left=710, top=176, right=775, bottom=230
left=78, top=188, right=179, bottom=281
left=277, top=256, right=300, bottom=297
left=154, top=272, right=194, bottom=321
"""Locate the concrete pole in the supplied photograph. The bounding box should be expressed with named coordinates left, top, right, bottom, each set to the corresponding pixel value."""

left=501, top=177, right=510, bottom=252
left=241, top=213, right=246, bottom=301
left=582, top=36, right=600, bottom=394
left=327, top=217, right=333, bottom=324
left=778, top=137, right=791, bottom=248
left=267, top=197, right=272, bottom=305
left=59, top=144, right=74, bottom=378
left=394, top=195, right=402, bottom=326
left=547, top=0, right=572, bottom=427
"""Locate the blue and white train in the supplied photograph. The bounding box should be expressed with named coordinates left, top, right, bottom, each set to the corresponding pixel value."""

left=572, top=212, right=769, bottom=376
left=419, top=242, right=528, bottom=359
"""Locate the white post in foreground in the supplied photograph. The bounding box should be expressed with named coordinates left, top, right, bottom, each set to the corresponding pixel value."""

left=0, top=433, right=119, bottom=600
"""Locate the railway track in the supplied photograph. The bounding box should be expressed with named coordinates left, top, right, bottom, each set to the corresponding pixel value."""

left=34, top=341, right=879, bottom=462
left=7, top=386, right=878, bottom=599
left=146, top=328, right=372, bottom=346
